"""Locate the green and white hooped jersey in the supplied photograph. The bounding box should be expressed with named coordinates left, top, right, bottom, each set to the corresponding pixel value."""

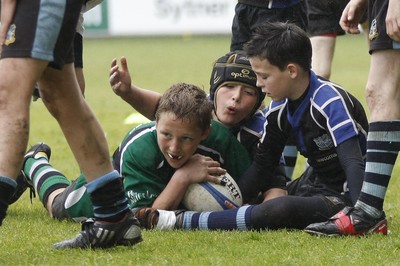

left=114, top=120, right=252, bottom=208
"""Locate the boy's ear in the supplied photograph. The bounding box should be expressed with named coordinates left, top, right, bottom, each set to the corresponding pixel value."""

left=287, top=64, right=298, bottom=78
left=201, top=124, right=212, bottom=140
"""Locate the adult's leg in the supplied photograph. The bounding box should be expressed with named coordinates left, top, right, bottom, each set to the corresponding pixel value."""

left=0, top=58, right=47, bottom=224
left=310, top=36, right=336, bottom=79
left=38, top=62, right=142, bottom=249
left=354, top=49, right=400, bottom=217
left=366, top=50, right=400, bottom=121
left=38, top=63, right=113, bottom=181
left=0, top=58, right=47, bottom=178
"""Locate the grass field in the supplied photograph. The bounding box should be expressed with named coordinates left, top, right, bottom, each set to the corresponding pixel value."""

left=1, top=34, right=400, bottom=265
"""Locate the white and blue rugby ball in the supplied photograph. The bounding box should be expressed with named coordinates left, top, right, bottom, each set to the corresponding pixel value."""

left=182, top=173, right=243, bottom=211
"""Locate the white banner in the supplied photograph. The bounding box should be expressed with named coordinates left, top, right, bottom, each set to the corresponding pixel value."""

left=84, top=0, right=236, bottom=36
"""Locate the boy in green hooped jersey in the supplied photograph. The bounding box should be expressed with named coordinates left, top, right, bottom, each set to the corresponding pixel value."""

left=19, top=83, right=251, bottom=222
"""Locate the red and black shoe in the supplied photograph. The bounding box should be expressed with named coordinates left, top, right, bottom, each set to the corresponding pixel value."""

left=305, top=206, right=388, bottom=237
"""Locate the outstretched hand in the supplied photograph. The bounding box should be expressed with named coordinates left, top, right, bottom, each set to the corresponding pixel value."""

left=109, top=56, right=132, bottom=98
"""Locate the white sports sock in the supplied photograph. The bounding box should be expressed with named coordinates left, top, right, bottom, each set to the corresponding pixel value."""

left=156, top=210, right=177, bottom=230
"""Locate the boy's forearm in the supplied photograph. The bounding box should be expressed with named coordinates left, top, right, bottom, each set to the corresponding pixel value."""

left=122, top=85, right=162, bottom=120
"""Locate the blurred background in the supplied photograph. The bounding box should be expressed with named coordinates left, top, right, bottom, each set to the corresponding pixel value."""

left=84, top=0, right=236, bottom=37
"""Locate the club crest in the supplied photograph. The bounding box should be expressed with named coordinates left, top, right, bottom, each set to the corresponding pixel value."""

left=5, top=24, right=16, bottom=46
left=369, top=18, right=378, bottom=41
left=313, top=134, right=333, bottom=150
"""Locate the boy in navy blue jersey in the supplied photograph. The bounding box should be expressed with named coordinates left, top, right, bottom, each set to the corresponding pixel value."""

left=134, top=22, right=369, bottom=231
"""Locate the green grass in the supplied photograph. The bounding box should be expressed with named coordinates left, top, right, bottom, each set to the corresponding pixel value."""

left=1, top=34, right=400, bottom=265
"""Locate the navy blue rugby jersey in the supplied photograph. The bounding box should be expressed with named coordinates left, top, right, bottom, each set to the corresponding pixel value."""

left=257, top=71, right=368, bottom=184
left=229, top=109, right=265, bottom=157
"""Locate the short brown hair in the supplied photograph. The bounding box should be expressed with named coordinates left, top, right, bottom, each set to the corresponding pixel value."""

left=155, top=83, right=213, bottom=132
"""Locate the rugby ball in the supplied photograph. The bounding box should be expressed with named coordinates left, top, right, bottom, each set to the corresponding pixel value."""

left=182, top=173, right=243, bottom=211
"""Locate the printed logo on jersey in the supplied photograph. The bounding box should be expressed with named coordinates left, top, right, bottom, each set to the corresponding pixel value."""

left=313, top=134, right=333, bottom=151
left=126, top=190, right=158, bottom=204
left=369, top=18, right=378, bottom=41
left=5, top=24, right=16, bottom=46
left=316, top=153, right=337, bottom=163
